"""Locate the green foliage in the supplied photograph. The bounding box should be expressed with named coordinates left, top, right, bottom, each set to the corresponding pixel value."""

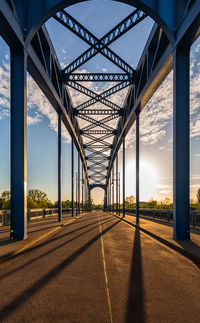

left=27, top=189, right=51, bottom=208
left=125, top=195, right=136, bottom=208
left=197, top=188, right=200, bottom=203
left=0, top=190, right=10, bottom=210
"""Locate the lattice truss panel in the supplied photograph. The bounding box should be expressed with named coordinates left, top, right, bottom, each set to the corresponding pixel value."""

left=53, top=8, right=147, bottom=185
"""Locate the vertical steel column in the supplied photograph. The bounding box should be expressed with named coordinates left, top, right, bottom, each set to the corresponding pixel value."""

left=78, top=154, right=80, bottom=214
left=10, top=48, right=27, bottom=240
left=119, top=173, right=121, bottom=215
left=112, top=167, right=114, bottom=212
left=108, top=183, right=109, bottom=212
left=136, top=112, right=140, bottom=224
left=123, top=137, right=125, bottom=217
left=71, top=137, right=74, bottom=217
left=173, top=44, right=190, bottom=240
left=76, top=173, right=77, bottom=215
left=82, top=163, right=84, bottom=213
left=58, top=114, right=62, bottom=222
left=116, top=154, right=118, bottom=214
left=109, top=176, right=111, bottom=212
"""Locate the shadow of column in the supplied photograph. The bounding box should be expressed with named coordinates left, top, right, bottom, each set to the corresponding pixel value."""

left=125, top=227, right=145, bottom=323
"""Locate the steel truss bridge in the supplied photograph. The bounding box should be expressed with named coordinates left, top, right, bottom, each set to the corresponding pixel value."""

left=0, top=0, right=200, bottom=240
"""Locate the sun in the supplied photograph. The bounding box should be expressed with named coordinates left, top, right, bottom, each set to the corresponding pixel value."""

left=125, top=159, right=159, bottom=201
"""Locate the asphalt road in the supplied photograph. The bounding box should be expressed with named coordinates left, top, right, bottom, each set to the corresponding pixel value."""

left=0, top=211, right=199, bottom=323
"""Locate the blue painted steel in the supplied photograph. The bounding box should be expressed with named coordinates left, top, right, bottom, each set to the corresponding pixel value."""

left=1, top=0, right=199, bottom=241
left=82, top=163, right=84, bottom=213
left=66, top=73, right=133, bottom=82
left=78, top=154, right=80, bottom=214
left=173, top=44, right=190, bottom=240
left=10, top=47, right=27, bottom=240
left=136, top=112, right=140, bottom=224
left=71, top=137, right=74, bottom=217
left=116, top=154, right=119, bottom=214
left=123, top=137, right=125, bottom=218
left=58, top=114, right=62, bottom=222
left=112, top=167, right=114, bottom=212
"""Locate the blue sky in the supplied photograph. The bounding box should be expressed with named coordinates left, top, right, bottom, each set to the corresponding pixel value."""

left=0, top=0, right=200, bottom=204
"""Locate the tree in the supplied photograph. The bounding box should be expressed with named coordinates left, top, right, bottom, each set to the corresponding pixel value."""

left=0, top=190, right=10, bottom=209
left=125, top=195, right=135, bottom=207
left=197, top=188, right=200, bottom=203
left=27, top=189, right=50, bottom=208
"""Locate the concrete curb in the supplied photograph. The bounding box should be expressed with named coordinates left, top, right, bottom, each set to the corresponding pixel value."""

left=112, top=213, right=200, bottom=267
left=0, top=213, right=87, bottom=264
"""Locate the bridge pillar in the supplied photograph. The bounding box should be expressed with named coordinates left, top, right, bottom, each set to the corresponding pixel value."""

left=10, top=47, right=27, bottom=240
left=112, top=166, right=114, bottom=212
left=123, top=136, right=125, bottom=217
left=173, top=44, right=190, bottom=240
left=136, top=112, right=140, bottom=224
left=82, top=163, right=84, bottom=213
left=78, top=154, right=80, bottom=214
left=116, top=154, right=119, bottom=214
left=71, top=137, right=74, bottom=217
left=58, top=114, right=62, bottom=222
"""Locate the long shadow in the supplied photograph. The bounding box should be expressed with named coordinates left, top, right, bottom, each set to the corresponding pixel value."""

left=0, top=218, right=121, bottom=321
left=125, top=228, right=145, bottom=323
left=115, top=215, right=200, bottom=269
left=0, top=218, right=114, bottom=281
left=0, top=216, right=111, bottom=251
left=128, top=214, right=200, bottom=235
left=0, top=229, right=10, bottom=235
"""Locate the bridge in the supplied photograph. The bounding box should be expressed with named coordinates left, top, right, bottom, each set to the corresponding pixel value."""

left=0, top=0, right=200, bottom=322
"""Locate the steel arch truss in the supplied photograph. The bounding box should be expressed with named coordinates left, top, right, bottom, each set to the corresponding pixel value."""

left=51, top=8, right=149, bottom=186
left=1, top=0, right=200, bottom=217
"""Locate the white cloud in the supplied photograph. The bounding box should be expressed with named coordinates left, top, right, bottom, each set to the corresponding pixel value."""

left=0, top=37, right=200, bottom=148
left=126, top=38, right=200, bottom=147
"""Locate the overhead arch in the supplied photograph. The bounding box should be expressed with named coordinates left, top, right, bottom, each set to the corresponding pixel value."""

left=20, top=0, right=186, bottom=46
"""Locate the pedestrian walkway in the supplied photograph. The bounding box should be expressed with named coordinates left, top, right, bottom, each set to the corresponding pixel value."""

left=0, top=211, right=200, bottom=322
left=0, top=213, right=86, bottom=262
left=115, top=212, right=200, bottom=265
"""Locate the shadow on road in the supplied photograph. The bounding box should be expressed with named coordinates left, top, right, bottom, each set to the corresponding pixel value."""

left=0, top=218, right=114, bottom=281
left=0, top=218, right=121, bottom=321
left=125, top=227, right=145, bottom=323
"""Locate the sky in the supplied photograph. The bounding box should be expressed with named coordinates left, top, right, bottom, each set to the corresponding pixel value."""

left=0, top=0, right=200, bottom=204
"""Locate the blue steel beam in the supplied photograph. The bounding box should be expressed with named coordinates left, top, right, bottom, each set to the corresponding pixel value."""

left=58, top=114, right=62, bottom=222
left=54, top=9, right=139, bottom=74
left=136, top=111, right=140, bottom=224
left=67, top=81, right=121, bottom=111
left=76, top=81, right=130, bottom=111
left=10, top=47, right=27, bottom=240
left=65, top=73, right=133, bottom=82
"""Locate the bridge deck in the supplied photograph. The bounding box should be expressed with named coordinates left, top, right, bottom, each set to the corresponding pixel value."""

left=0, top=211, right=200, bottom=322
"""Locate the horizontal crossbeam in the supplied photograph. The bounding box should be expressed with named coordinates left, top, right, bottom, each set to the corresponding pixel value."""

left=75, top=109, right=121, bottom=116
left=84, top=145, right=112, bottom=149
left=80, top=129, right=115, bottom=135
left=65, top=73, right=133, bottom=82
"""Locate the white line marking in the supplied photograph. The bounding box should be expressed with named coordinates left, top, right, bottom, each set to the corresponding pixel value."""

left=98, top=213, right=113, bottom=323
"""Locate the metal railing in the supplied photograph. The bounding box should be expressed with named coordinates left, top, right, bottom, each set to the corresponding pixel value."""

left=0, top=208, right=72, bottom=227
left=124, top=208, right=200, bottom=228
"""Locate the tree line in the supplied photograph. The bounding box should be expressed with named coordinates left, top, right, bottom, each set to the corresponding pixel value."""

left=0, top=189, right=75, bottom=210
